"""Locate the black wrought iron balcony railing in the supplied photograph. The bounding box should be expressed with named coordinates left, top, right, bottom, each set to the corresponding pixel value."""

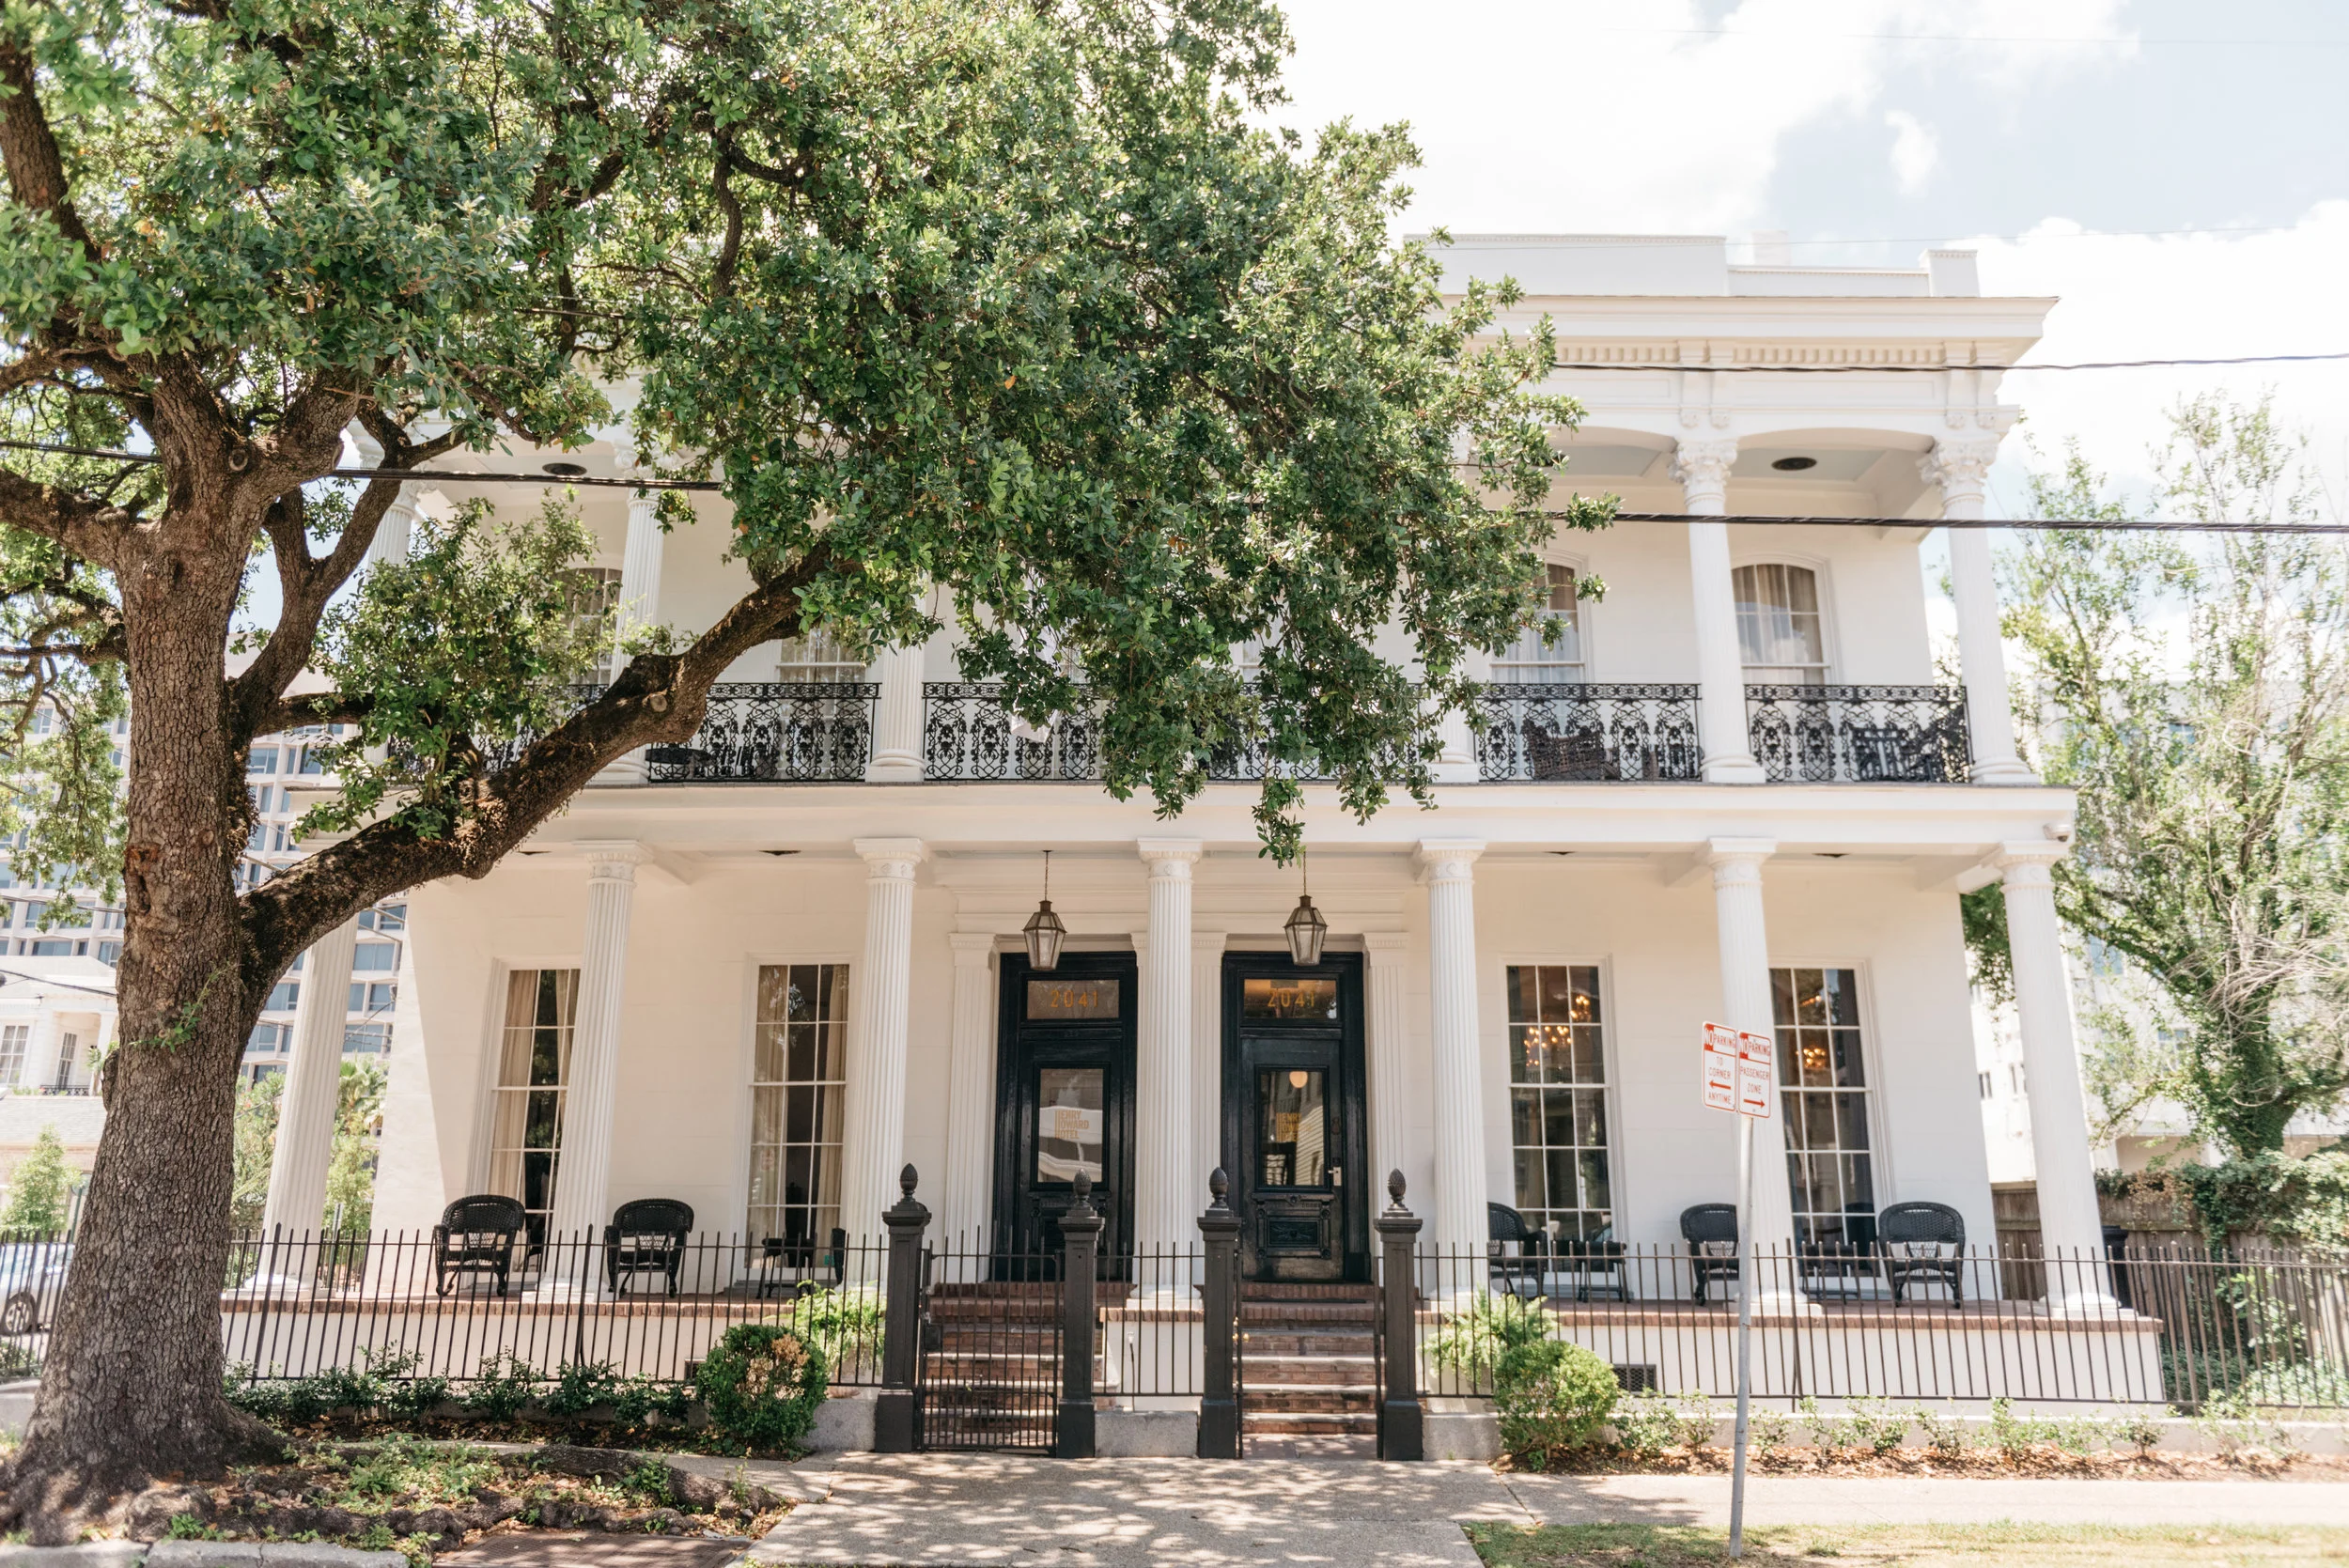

left=1746, top=684, right=1969, bottom=784
left=1472, top=683, right=1703, bottom=783
left=922, top=682, right=1104, bottom=781
left=642, top=683, right=879, bottom=783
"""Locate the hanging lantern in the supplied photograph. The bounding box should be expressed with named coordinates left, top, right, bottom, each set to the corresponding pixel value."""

left=1023, top=849, right=1066, bottom=971
left=1283, top=845, right=1328, bottom=967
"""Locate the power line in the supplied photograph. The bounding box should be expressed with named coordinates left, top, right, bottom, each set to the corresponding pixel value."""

left=1548, top=352, right=2349, bottom=375
left=7, top=441, right=2342, bottom=532
left=1427, top=224, right=2326, bottom=248
left=1603, top=512, right=2349, bottom=536
left=1597, top=26, right=2349, bottom=48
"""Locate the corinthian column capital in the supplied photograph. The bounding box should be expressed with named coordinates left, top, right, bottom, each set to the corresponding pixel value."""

left=1920, top=437, right=2003, bottom=505
left=1669, top=439, right=1740, bottom=506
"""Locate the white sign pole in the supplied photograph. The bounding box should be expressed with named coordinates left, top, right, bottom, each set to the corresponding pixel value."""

left=1730, top=1109, right=1753, bottom=1560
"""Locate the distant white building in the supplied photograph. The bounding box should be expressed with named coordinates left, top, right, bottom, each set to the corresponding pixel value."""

left=0, top=955, right=115, bottom=1200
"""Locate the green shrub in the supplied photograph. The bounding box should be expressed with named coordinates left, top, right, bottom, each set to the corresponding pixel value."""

left=381, top=1373, right=451, bottom=1421
left=2235, top=1359, right=2349, bottom=1409
left=460, top=1353, right=542, bottom=1421
left=1749, top=1405, right=1796, bottom=1458
left=1799, top=1396, right=1860, bottom=1456
left=2118, top=1406, right=2174, bottom=1457
left=1988, top=1397, right=2055, bottom=1461
left=609, top=1374, right=692, bottom=1428
left=694, top=1324, right=830, bottom=1452
left=1673, top=1390, right=1716, bottom=1452
left=2052, top=1414, right=2114, bottom=1456
left=787, top=1284, right=884, bottom=1369
left=1491, top=1340, right=1617, bottom=1469
left=1425, top=1293, right=1559, bottom=1383
left=1610, top=1388, right=1675, bottom=1457
left=545, top=1360, right=623, bottom=1417
left=1845, top=1396, right=1909, bottom=1455
left=1911, top=1402, right=1968, bottom=1458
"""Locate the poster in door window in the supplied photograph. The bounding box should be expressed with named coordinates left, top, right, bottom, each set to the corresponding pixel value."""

left=1035, top=1066, right=1105, bottom=1183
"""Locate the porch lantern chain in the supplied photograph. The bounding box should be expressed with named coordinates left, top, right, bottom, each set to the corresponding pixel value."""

left=1284, top=845, right=1328, bottom=967
left=1023, top=849, right=1066, bottom=971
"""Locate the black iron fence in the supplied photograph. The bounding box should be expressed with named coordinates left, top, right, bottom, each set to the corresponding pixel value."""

left=1746, top=683, right=1969, bottom=784
left=1473, top=683, right=1703, bottom=783
left=1402, top=1239, right=2349, bottom=1413
left=643, top=682, right=878, bottom=783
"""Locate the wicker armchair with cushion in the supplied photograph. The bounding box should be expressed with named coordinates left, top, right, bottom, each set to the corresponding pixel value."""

left=1680, top=1203, right=1740, bottom=1305
left=1877, top=1201, right=1966, bottom=1304
left=431, top=1195, right=526, bottom=1297
left=1487, top=1203, right=1552, bottom=1297
left=605, top=1199, right=695, bottom=1296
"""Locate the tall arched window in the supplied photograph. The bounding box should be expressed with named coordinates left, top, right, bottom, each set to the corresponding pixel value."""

left=1733, top=563, right=1827, bottom=684
left=1493, top=563, right=1583, bottom=683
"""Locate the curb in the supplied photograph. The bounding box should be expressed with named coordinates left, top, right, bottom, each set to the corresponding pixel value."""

left=143, top=1546, right=409, bottom=1567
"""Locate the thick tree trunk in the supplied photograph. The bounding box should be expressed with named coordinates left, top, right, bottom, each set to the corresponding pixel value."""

left=5, top=533, right=283, bottom=1536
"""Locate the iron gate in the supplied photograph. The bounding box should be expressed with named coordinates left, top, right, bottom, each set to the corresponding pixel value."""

left=915, top=1241, right=1063, bottom=1451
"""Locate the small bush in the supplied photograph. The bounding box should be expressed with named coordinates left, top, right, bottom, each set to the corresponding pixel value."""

left=1673, top=1389, right=1716, bottom=1452
left=787, top=1284, right=884, bottom=1369
left=1846, top=1396, right=1908, bottom=1455
left=1799, top=1396, right=1860, bottom=1457
left=545, top=1360, right=623, bottom=1417
left=623, top=1458, right=674, bottom=1505
left=1911, top=1402, right=1968, bottom=1458
left=1610, top=1388, right=1676, bottom=1457
left=695, top=1324, right=830, bottom=1452
left=460, top=1353, right=541, bottom=1421
left=1749, top=1405, right=1796, bottom=1458
left=609, top=1374, right=692, bottom=1428
left=1492, top=1340, right=1618, bottom=1469
left=2235, top=1359, right=2349, bottom=1410
left=2119, top=1406, right=2174, bottom=1457
left=1425, top=1293, right=1559, bottom=1383
left=1988, top=1397, right=2055, bottom=1461
left=2052, top=1414, right=2113, bottom=1456
left=380, top=1373, right=451, bottom=1421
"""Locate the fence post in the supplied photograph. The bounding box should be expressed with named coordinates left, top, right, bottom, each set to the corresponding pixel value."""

left=1375, top=1170, right=1423, bottom=1462
left=1056, top=1170, right=1103, bottom=1458
left=1197, top=1168, right=1242, bottom=1459
left=874, top=1164, right=930, bottom=1453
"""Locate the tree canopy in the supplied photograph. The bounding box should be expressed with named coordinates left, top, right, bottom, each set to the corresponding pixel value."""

left=2005, top=396, right=2349, bottom=1157
left=0, top=0, right=1592, bottom=1522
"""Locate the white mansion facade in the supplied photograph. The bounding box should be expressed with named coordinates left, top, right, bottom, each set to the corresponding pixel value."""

left=285, top=235, right=2103, bottom=1295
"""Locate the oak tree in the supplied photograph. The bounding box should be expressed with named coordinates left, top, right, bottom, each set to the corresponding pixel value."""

left=0, top=0, right=1593, bottom=1528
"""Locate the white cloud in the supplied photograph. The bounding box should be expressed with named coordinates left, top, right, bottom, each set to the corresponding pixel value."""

left=1883, top=110, right=1938, bottom=195
left=1969, top=204, right=2349, bottom=516
left=1269, top=0, right=2130, bottom=235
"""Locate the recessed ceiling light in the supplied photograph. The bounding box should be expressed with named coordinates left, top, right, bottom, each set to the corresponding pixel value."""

left=1815, top=852, right=1846, bottom=859
left=1771, top=456, right=1818, bottom=473
left=1549, top=850, right=1575, bottom=857
left=542, top=461, right=587, bottom=476
left=763, top=849, right=800, bottom=857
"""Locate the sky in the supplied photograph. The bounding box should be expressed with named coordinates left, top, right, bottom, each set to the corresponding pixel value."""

left=1265, top=0, right=2349, bottom=518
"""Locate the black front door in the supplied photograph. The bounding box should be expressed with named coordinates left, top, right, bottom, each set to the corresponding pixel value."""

left=992, top=951, right=1136, bottom=1271
left=1222, top=951, right=1370, bottom=1282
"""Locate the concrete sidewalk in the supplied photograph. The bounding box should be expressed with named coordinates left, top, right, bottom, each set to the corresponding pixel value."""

left=746, top=1453, right=2349, bottom=1565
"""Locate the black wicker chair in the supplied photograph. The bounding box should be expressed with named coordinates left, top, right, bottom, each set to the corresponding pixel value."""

left=605, top=1199, right=695, bottom=1296
left=1557, top=1222, right=1631, bottom=1302
left=1488, top=1202, right=1552, bottom=1296
left=431, top=1194, right=526, bottom=1297
left=1877, top=1201, right=1966, bottom=1304
left=1680, top=1203, right=1740, bottom=1305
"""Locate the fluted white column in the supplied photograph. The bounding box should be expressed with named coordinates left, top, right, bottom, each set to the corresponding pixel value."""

left=601, top=487, right=666, bottom=785
left=1996, top=843, right=2114, bottom=1307
left=263, top=918, right=361, bottom=1238
left=1135, top=840, right=1202, bottom=1257
left=866, top=645, right=927, bottom=783
left=19, top=1001, right=60, bottom=1094
left=1924, top=440, right=2036, bottom=784
left=1191, top=931, right=1226, bottom=1205
left=542, top=844, right=644, bottom=1292
left=1418, top=840, right=1488, bottom=1255
left=364, top=484, right=420, bottom=568
left=1672, top=439, right=1764, bottom=784
left=940, top=933, right=998, bottom=1244
left=1704, top=839, right=1797, bottom=1260
left=1364, top=931, right=1412, bottom=1194
left=840, top=839, right=925, bottom=1242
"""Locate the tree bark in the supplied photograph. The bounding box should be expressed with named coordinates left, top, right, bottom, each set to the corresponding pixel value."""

left=6, top=519, right=285, bottom=1536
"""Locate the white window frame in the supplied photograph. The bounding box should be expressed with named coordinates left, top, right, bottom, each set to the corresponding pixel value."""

left=1491, top=558, right=1590, bottom=684
left=0, top=1023, right=26, bottom=1086
left=1767, top=959, right=1889, bottom=1248
left=734, top=951, right=856, bottom=1247
left=466, top=957, right=581, bottom=1219
left=1493, top=954, right=1624, bottom=1244
left=1730, top=555, right=1837, bottom=685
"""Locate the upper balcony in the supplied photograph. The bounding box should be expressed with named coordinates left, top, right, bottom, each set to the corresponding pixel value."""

left=578, top=679, right=1972, bottom=788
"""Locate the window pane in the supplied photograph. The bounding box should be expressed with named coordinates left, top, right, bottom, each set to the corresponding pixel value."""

left=1039, top=1066, right=1107, bottom=1184
left=1774, top=968, right=1873, bottom=1245
left=490, top=968, right=579, bottom=1238
left=1256, top=1068, right=1327, bottom=1187
left=753, top=963, right=849, bottom=1256
left=1502, top=964, right=1612, bottom=1238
